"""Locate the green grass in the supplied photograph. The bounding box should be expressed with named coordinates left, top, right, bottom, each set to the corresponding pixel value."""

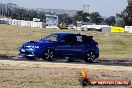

left=0, top=24, right=132, bottom=60
left=92, top=33, right=132, bottom=60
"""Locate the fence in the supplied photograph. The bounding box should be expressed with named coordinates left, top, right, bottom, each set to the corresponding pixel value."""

left=0, top=18, right=46, bottom=28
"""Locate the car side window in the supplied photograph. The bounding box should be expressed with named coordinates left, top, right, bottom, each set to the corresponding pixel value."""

left=63, top=35, right=76, bottom=44
left=82, top=35, right=88, bottom=44
left=44, top=34, right=60, bottom=42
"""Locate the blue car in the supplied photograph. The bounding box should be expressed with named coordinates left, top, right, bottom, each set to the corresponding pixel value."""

left=19, top=32, right=99, bottom=63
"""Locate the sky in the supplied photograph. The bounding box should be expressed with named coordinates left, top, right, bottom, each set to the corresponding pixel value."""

left=1, top=0, right=128, bottom=17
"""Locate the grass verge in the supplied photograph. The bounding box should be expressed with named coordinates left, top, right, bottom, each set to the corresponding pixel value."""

left=0, top=24, right=132, bottom=60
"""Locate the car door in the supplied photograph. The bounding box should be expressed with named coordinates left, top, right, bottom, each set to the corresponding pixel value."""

left=55, top=34, right=77, bottom=56
left=71, top=35, right=86, bottom=57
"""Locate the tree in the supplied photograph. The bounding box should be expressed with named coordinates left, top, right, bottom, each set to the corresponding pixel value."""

left=90, top=12, right=104, bottom=24
left=105, top=16, right=116, bottom=26
left=57, top=13, right=73, bottom=25
left=74, top=11, right=83, bottom=21
left=74, top=11, right=90, bottom=22
left=37, top=11, right=46, bottom=22
left=116, top=6, right=132, bottom=26
left=0, top=4, right=46, bottom=22
left=121, top=6, right=132, bottom=26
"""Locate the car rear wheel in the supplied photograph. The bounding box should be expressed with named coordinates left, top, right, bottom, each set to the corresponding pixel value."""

left=43, top=49, right=54, bottom=61
left=84, top=51, right=96, bottom=63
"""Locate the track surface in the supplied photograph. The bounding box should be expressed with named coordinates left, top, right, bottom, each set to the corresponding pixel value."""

left=0, top=56, right=132, bottom=71
left=0, top=57, right=132, bottom=88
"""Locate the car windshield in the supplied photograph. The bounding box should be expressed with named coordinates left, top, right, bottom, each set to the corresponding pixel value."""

left=41, top=34, right=60, bottom=42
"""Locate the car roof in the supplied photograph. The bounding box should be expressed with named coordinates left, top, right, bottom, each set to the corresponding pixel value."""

left=52, top=32, right=74, bottom=35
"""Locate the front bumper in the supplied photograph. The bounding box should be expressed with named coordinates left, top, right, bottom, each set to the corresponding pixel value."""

left=19, top=48, right=37, bottom=57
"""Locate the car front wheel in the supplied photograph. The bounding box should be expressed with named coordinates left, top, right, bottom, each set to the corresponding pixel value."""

left=84, top=51, right=96, bottom=63
left=43, top=49, right=54, bottom=61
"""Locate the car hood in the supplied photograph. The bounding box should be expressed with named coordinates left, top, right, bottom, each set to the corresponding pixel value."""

left=22, top=40, right=53, bottom=47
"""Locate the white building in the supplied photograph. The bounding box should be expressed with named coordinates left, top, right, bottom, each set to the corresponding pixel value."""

left=81, top=24, right=110, bottom=31
left=125, top=26, right=132, bottom=33
left=45, top=14, right=59, bottom=28
left=0, top=18, right=46, bottom=28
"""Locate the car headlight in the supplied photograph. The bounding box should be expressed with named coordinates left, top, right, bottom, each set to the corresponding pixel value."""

left=25, top=46, right=39, bottom=49
left=19, top=45, right=22, bottom=48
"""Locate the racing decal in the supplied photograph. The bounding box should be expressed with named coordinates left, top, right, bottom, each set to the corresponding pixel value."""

left=76, top=36, right=83, bottom=42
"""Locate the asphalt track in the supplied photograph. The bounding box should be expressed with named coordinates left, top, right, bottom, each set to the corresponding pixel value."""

left=0, top=56, right=132, bottom=68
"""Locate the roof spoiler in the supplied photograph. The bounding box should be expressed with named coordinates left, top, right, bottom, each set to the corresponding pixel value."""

left=29, top=41, right=37, bottom=43
left=88, top=36, right=93, bottom=39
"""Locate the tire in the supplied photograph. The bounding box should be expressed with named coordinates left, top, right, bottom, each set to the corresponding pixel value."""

left=84, top=51, right=96, bottom=63
left=43, top=49, right=54, bottom=61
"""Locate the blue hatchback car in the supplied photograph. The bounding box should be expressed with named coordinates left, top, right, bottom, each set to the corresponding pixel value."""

left=19, top=32, right=99, bottom=63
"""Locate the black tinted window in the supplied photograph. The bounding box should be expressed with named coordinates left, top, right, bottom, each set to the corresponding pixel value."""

left=82, top=35, right=94, bottom=44
left=63, top=35, right=76, bottom=43
left=82, top=35, right=88, bottom=44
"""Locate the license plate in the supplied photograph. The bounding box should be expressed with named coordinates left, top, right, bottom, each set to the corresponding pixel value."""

left=21, top=49, right=25, bottom=52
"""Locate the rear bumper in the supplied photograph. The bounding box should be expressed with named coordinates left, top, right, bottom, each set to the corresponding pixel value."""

left=95, top=53, right=99, bottom=58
